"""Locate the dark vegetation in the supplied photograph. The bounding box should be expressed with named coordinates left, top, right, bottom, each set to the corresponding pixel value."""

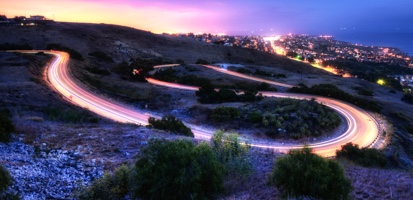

left=336, top=143, right=388, bottom=168
left=401, top=94, right=413, bottom=104
left=153, top=67, right=277, bottom=92
left=0, top=165, right=18, bottom=199
left=270, top=147, right=352, bottom=200
left=112, top=57, right=171, bottom=82
left=148, top=115, right=194, bottom=137
left=289, top=83, right=382, bottom=112
left=195, top=58, right=210, bottom=65
left=0, top=42, right=33, bottom=50
left=43, top=105, right=99, bottom=124
left=78, top=165, right=131, bottom=200
left=88, top=51, right=114, bottom=63
left=245, top=98, right=341, bottom=139
left=46, top=43, right=84, bottom=61
left=323, top=59, right=410, bottom=90
left=209, top=107, right=240, bottom=122
left=134, top=139, right=224, bottom=200
left=235, top=68, right=287, bottom=78
left=196, top=84, right=263, bottom=104
left=0, top=109, right=15, bottom=143
left=79, top=132, right=250, bottom=200
left=0, top=165, right=12, bottom=192
left=85, top=66, right=111, bottom=75
left=152, top=67, right=211, bottom=86
left=203, top=99, right=341, bottom=139
left=353, top=87, right=374, bottom=96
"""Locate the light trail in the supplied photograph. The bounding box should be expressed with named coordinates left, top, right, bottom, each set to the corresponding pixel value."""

left=14, top=50, right=379, bottom=157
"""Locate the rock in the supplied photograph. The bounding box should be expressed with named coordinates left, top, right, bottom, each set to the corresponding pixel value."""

left=0, top=141, right=104, bottom=199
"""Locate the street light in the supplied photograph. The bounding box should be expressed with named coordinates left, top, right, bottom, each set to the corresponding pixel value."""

left=377, top=79, right=385, bottom=85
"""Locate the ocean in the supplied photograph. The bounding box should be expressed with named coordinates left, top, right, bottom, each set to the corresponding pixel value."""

left=331, top=30, right=413, bottom=56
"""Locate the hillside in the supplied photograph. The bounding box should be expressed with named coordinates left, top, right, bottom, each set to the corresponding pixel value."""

left=1, top=22, right=413, bottom=199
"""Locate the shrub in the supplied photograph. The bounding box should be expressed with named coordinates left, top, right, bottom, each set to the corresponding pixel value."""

left=211, top=131, right=251, bottom=178
left=196, top=84, right=262, bottom=104
left=289, top=83, right=381, bottom=112
left=336, top=142, right=387, bottom=167
left=148, top=115, right=193, bottom=137
left=0, top=165, right=12, bottom=192
left=195, top=59, right=210, bottom=65
left=209, top=107, right=240, bottom=122
left=133, top=139, right=224, bottom=200
left=0, top=112, right=15, bottom=143
left=43, top=106, right=99, bottom=124
left=88, top=51, right=114, bottom=63
left=46, top=43, right=84, bottom=61
left=0, top=43, right=33, bottom=50
left=401, top=94, right=413, bottom=104
left=85, top=66, right=111, bottom=75
left=78, top=165, right=132, bottom=200
left=270, top=147, right=352, bottom=200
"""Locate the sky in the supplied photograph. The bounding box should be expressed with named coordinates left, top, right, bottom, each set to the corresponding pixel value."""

left=2, top=0, right=413, bottom=35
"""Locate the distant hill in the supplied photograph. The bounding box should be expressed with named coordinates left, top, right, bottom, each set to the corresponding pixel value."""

left=0, top=22, right=325, bottom=74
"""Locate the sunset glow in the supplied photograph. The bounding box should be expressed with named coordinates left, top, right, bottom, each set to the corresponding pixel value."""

left=2, top=0, right=412, bottom=35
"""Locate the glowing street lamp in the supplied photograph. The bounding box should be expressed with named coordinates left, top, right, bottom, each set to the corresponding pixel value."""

left=377, top=79, right=385, bottom=85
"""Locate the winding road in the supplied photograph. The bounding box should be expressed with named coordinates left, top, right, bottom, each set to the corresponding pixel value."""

left=16, top=50, right=379, bottom=157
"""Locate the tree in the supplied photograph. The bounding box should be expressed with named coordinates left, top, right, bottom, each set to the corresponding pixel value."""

left=133, top=139, right=224, bottom=200
left=270, top=147, right=352, bottom=200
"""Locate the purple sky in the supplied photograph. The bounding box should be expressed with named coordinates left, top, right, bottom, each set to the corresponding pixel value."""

left=2, top=0, right=413, bottom=35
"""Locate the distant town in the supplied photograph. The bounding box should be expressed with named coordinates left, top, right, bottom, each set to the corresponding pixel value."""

left=173, top=33, right=413, bottom=68
left=0, top=14, right=53, bottom=26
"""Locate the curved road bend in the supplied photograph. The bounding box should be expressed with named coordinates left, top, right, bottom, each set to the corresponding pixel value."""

left=16, top=50, right=379, bottom=157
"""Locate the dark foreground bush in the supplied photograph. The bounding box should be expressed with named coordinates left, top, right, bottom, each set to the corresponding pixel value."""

left=46, top=43, right=84, bottom=61
left=148, top=115, right=193, bottom=137
left=336, top=142, right=387, bottom=168
left=0, top=43, right=33, bottom=50
left=270, top=147, right=352, bottom=200
left=78, top=165, right=132, bottom=200
left=0, top=111, right=15, bottom=143
left=134, top=139, right=224, bottom=200
left=88, top=51, right=114, bottom=63
left=0, top=165, right=12, bottom=192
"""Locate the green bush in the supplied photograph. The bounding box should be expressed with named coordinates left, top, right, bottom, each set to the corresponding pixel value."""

left=270, top=147, right=352, bottom=200
left=336, top=142, right=387, bottom=168
left=133, top=139, right=224, bottom=200
left=78, top=165, right=132, bottom=200
left=211, top=131, right=251, bottom=178
left=0, top=112, right=15, bottom=143
left=148, top=115, right=193, bottom=137
left=243, top=98, right=341, bottom=139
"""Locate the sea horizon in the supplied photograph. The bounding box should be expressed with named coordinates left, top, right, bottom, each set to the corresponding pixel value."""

left=327, top=30, right=413, bottom=56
